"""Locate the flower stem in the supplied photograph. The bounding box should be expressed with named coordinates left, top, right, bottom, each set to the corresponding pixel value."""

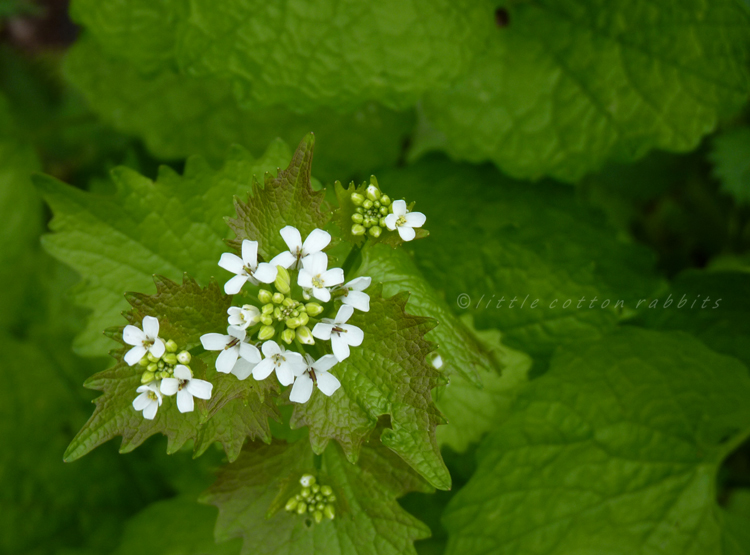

left=341, top=242, right=363, bottom=276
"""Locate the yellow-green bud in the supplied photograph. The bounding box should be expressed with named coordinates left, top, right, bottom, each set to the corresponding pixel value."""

left=300, top=474, right=316, bottom=487
left=147, top=362, right=158, bottom=373
left=282, top=297, right=296, bottom=308
left=368, top=226, right=382, bottom=238
left=305, top=303, right=324, bottom=316
left=351, top=213, right=364, bottom=224
left=260, top=315, right=273, bottom=326
left=165, top=339, right=178, bottom=353
left=324, top=504, right=335, bottom=520
left=177, top=350, right=191, bottom=364
left=273, top=307, right=282, bottom=320
left=352, top=224, right=366, bottom=236
left=380, top=194, right=391, bottom=206
left=316, top=502, right=325, bottom=511
left=274, top=266, right=291, bottom=294
left=163, top=352, right=178, bottom=365
left=301, top=487, right=312, bottom=498
left=362, top=199, right=373, bottom=210
left=379, top=206, right=389, bottom=215
left=157, top=371, right=170, bottom=379
left=157, top=360, right=165, bottom=369
left=141, top=371, right=155, bottom=384
left=262, top=303, right=274, bottom=315
left=366, top=184, right=381, bottom=201
left=296, top=502, right=307, bottom=515
left=312, top=484, right=320, bottom=493
left=285, top=498, right=298, bottom=512
left=308, top=504, right=315, bottom=513
left=139, top=356, right=150, bottom=367
left=320, top=485, right=333, bottom=496
left=379, top=217, right=387, bottom=228
left=258, top=289, right=273, bottom=304
left=285, top=317, right=302, bottom=329
left=281, top=329, right=296, bottom=344
left=258, top=325, right=275, bottom=340
left=296, top=326, right=315, bottom=345
left=328, top=495, right=336, bottom=502
left=298, top=312, right=309, bottom=326
left=351, top=192, right=365, bottom=206
left=314, top=510, right=323, bottom=524
left=355, top=206, right=364, bottom=214
left=147, top=352, right=159, bottom=363
left=272, top=292, right=284, bottom=304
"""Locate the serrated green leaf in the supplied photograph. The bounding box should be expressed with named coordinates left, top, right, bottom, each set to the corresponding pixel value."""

left=377, top=156, right=663, bottom=370
left=443, top=328, right=750, bottom=555
left=290, top=286, right=451, bottom=490
left=421, top=0, right=750, bottom=182
left=65, top=275, right=279, bottom=462
left=202, top=438, right=431, bottom=555
left=710, top=127, right=750, bottom=205
left=64, top=35, right=415, bottom=182
left=37, top=140, right=291, bottom=357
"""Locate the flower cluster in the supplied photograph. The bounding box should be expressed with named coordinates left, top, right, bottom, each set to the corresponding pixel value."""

left=284, top=474, right=336, bottom=523
left=125, top=316, right=213, bottom=420
left=349, top=176, right=426, bottom=241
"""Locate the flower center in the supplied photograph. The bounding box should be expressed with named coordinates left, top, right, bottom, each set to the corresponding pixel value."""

left=226, top=338, right=240, bottom=349
left=148, top=391, right=158, bottom=401
left=396, top=215, right=407, bottom=227
left=311, top=275, right=324, bottom=288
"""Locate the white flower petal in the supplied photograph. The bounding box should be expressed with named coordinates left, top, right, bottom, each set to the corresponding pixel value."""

left=331, top=336, right=350, bottom=361
left=142, top=315, right=159, bottom=338
left=275, top=363, right=295, bottom=386
left=312, top=287, right=331, bottom=303
left=143, top=401, right=159, bottom=420
left=224, top=274, right=248, bottom=295
left=173, top=364, right=192, bottom=380
left=302, top=229, right=331, bottom=255
left=124, top=345, right=147, bottom=366
left=321, top=268, right=344, bottom=287
left=284, top=352, right=308, bottom=376
left=122, top=325, right=146, bottom=346
left=405, top=211, right=426, bottom=228
left=343, top=290, right=370, bottom=312
left=304, top=252, right=328, bottom=275
left=280, top=225, right=302, bottom=251
left=160, top=378, right=179, bottom=396
left=187, top=379, right=213, bottom=400
left=239, top=342, right=261, bottom=363
left=335, top=305, right=354, bottom=324
left=132, top=391, right=151, bottom=411
left=252, top=358, right=276, bottom=381
left=253, top=262, right=278, bottom=284
left=347, top=276, right=371, bottom=291
left=218, top=252, right=244, bottom=274
left=261, top=340, right=281, bottom=357
left=241, top=240, right=259, bottom=268
left=316, top=372, right=341, bottom=397
left=177, top=389, right=194, bottom=413
left=201, top=333, right=228, bottom=351
left=231, top=358, right=255, bottom=380
left=340, top=324, right=364, bottom=347
left=312, top=354, right=338, bottom=373
left=397, top=226, right=416, bottom=241
left=228, top=326, right=247, bottom=341
left=384, top=214, right=398, bottom=230
left=270, top=251, right=296, bottom=269
left=289, top=373, right=313, bottom=403
left=149, top=338, right=166, bottom=359
left=216, top=348, right=239, bottom=374
left=391, top=199, right=407, bottom=216
left=312, top=323, right=333, bottom=340
left=297, top=269, right=313, bottom=289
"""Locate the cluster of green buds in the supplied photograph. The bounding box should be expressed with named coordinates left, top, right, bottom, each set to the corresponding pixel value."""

left=137, top=339, right=191, bottom=384
left=350, top=176, right=392, bottom=238
left=257, top=266, right=324, bottom=345
left=284, top=474, right=336, bottom=524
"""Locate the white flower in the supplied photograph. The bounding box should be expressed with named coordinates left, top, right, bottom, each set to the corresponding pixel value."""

left=385, top=200, right=426, bottom=242
left=290, top=354, right=341, bottom=404
left=160, top=364, right=213, bottom=413
left=200, top=326, right=261, bottom=377
left=338, top=276, right=371, bottom=312
left=123, top=316, right=166, bottom=366
left=132, top=382, right=162, bottom=420
left=312, top=305, right=364, bottom=361
left=270, top=226, right=331, bottom=270
left=297, top=252, right=344, bottom=303
left=227, top=305, right=261, bottom=330
left=218, top=239, right=278, bottom=295
left=252, top=340, right=307, bottom=386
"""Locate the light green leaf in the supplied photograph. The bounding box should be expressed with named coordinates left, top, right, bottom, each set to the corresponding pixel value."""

left=710, top=127, right=750, bottom=205
left=202, top=438, right=431, bottom=555
left=444, top=327, right=750, bottom=555
left=37, top=139, right=291, bottom=357
left=421, top=0, right=750, bottom=182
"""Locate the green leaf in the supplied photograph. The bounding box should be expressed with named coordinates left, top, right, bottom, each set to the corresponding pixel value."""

left=175, top=0, right=493, bottom=112
left=290, top=286, right=451, bottom=490
left=37, top=139, right=291, bottom=357
left=227, top=135, right=330, bottom=262
left=202, top=438, right=431, bottom=555
left=377, top=155, right=663, bottom=369
left=64, top=35, right=415, bottom=183
left=421, top=0, right=750, bottom=182
left=443, top=327, right=750, bottom=555
left=710, top=127, right=750, bottom=205
left=64, top=275, right=279, bottom=462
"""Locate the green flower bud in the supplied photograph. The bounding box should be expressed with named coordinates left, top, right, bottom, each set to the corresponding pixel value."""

left=301, top=487, right=312, bottom=498
left=300, top=474, right=316, bottom=487
left=356, top=206, right=364, bottom=214
left=366, top=184, right=381, bottom=201
left=379, top=217, right=387, bottom=228
left=139, top=356, right=150, bottom=367
left=320, top=485, right=333, bottom=497
left=298, top=312, right=309, bottom=326
left=351, top=224, right=366, bottom=236
left=351, top=213, right=364, bottom=224
left=314, top=510, right=323, bottom=524
left=272, top=292, right=284, bottom=304
left=147, top=362, right=158, bottom=373
left=157, top=360, right=165, bottom=369
left=282, top=297, right=296, bottom=308
left=296, top=325, right=315, bottom=345
left=281, top=329, right=296, bottom=344
left=260, top=315, right=274, bottom=326
left=165, top=339, right=178, bottom=353
left=363, top=219, right=372, bottom=228
left=258, top=325, right=275, bottom=340
left=177, top=350, right=191, bottom=364
left=305, top=303, right=324, bottom=316
left=296, top=502, right=307, bottom=515
left=158, top=371, right=170, bottom=379
left=362, top=199, right=373, bottom=210
left=368, top=226, right=382, bottom=238
left=262, top=303, right=274, bottom=315
left=324, top=504, right=336, bottom=520
left=147, top=352, right=160, bottom=363
left=275, top=266, right=291, bottom=294
left=316, top=502, right=325, bottom=511
left=285, top=317, right=302, bottom=329
left=308, top=504, right=315, bottom=513
left=351, top=192, right=365, bottom=206
left=141, top=371, right=155, bottom=384
left=379, top=206, right=389, bottom=215
left=163, top=352, right=178, bottom=365
left=258, top=289, right=273, bottom=304
left=328, top=495, right=336, bottom=502
left=273, top=307, right=282, bottom=320
left=285, top=497, right=298, bottom=512
left=380, top=194, right=391, bottom=206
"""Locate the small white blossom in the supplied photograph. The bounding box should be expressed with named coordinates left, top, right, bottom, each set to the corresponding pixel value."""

left=227, top=305, right=261, bottom=330
left=290, top=354, right=341, bottom=404
left=218, top=239, right=278, bottom=295
left=132, top=382, right=162, bottom=420
left=252, top=340, right=307, bottom=386
left=270, top=226, right=331, bottom=270
left=200, top=326, right=261, bottom=378
left=312, top=305, right=364, bottom=362
left=338, top=276, right=371, bottom=312
left=123, top=316, right=166, bottom=366
left=385, top=200, right=426, bottom=242
left=297, top=252, right=344, bottom=303
left=160, top=364, right=213, bottom=413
